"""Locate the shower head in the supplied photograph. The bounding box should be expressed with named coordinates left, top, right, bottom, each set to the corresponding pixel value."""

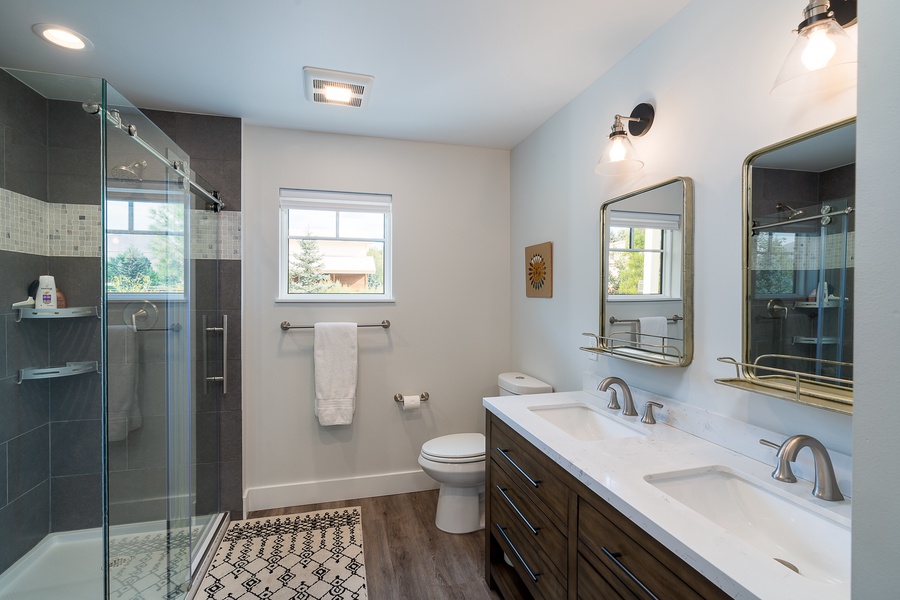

left=111, top=160, right=147, bottom=181
left=775, top=203, right=805, bottom=219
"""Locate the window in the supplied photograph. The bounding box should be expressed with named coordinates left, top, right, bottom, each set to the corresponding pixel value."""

left=279, top=189, right=392, bottom=302
left=607, top=210, right=681, bottom=299
left=106, top=188, right=185, bottom=297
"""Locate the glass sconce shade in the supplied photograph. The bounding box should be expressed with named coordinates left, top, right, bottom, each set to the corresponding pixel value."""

left=595, top=132, right=643, bottom=175
left=772, top=12, right=857, bottom=96
left=595, top=104, right=654, bottom=176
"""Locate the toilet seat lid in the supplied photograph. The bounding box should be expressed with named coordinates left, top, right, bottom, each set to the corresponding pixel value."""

left=421, top=433, right=485, bottom=462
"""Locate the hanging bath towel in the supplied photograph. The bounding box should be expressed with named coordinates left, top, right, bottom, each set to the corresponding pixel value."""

left=314, top=322, right=358, bottom=426
left=638, top=316, right=669, bottom=350
left=107, top=324, right=143, bottom=441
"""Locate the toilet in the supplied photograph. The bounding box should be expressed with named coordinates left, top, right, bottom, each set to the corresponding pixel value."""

left=418, top=372, right=553, bottom=534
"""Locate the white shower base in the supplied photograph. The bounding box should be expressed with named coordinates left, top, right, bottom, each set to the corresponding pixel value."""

left=0, top=518, right=217, bottom=600
left=0, top=529, right=103, bottom=600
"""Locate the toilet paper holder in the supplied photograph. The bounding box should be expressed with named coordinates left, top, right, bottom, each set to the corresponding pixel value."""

left=394, top=392, right=429, bottom=403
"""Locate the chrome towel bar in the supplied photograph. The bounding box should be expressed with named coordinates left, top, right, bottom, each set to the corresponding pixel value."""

left=280, top=319, right=391, bottom=331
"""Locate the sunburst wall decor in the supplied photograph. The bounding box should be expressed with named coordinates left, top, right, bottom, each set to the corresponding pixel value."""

left=525, top=241, right=552, bottom=298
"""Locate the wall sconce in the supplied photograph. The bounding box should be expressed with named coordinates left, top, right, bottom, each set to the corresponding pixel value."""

left=594, top=103, right=655, bottom=176
left=771, top=0, right=857, bottom=96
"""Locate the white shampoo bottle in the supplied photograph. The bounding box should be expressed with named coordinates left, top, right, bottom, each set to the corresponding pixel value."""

left=38, top=275, right=57, bottom=309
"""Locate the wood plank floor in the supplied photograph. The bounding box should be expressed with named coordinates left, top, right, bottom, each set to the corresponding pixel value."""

left=250, top=490, right=502, bottom=600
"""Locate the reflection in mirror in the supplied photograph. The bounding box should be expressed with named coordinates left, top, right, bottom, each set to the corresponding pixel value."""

left=716, top=118, right=855, bottom=413
left=582, top=177, right=693, bottom=367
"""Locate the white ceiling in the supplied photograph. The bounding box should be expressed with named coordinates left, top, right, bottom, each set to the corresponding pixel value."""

left=0, top=1, right=691, bottom=149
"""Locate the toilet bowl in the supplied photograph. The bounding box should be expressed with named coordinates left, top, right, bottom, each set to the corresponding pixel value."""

left=418, top=372, right=552, bottom=534
left=418, top=433, right=486, bottom=534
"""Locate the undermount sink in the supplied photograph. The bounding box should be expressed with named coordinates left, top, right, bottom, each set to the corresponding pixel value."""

left=644, top=465, right=850, bottom=585
left=528, top=403, right=647, bottom=441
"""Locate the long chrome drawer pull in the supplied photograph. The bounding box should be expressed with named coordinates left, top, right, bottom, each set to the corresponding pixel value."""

left=601, top=547, right=659, bottom=600
left=496, top=524, right=540, bottom=583
left=496, top=486, right=539, bottom=535
left=496, top=447, right=541, bottom=488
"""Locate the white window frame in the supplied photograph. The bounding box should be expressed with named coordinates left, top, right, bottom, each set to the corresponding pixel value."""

left=278, top=188, right=393, bottom=303
left=607, top=210, right=682, bottom=302
left=106, top=186, right=188, bottom=302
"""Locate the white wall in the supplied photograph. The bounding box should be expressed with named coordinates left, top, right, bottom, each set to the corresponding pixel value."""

left=852, top=1, right=900, bottom=596
left=510, top=0, right=856, bottom=454
left=242, top=127, right=510, bottom=510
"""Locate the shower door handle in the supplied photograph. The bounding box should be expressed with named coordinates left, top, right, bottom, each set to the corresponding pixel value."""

left=204, top=314, right=228, bottom=394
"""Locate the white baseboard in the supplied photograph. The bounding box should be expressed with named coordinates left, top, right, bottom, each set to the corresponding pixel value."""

left=242, top=470, right=440, bottom=519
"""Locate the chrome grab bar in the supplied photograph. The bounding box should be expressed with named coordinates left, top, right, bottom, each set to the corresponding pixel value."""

left=496, top=486, right=539, bottom=535
left=495, top=447, right=541, bottom=488
left=496, top=525, right=539, bottom=583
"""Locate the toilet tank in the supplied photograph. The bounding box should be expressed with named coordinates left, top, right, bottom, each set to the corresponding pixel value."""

left=498, top=372, right=553, bottom=396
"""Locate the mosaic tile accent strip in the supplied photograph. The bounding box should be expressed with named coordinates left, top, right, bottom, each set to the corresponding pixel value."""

left=49, top=203, right=103, bottom=257
left=188, top=209, right=241, bottom=260
left=218, top=210, right=242, bottom=260
left=0, top=188, right=49, bottom=256
left=190, top=209, right=219, bottom=260
left=2, top=187, right=242, bottom=260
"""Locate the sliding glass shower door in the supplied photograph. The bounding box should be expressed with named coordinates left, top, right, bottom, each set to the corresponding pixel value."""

left=104, top=83, right=224, bottom=599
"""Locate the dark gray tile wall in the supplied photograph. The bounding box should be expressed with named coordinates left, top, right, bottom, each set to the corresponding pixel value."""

left=0, top=69, right=48, bottom=201
left=0, top=71, right=52, bottom=573
left=48, top=100, right=102, bottom=206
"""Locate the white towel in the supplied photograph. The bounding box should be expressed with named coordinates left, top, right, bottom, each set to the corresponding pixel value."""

left=638, top=316, right=669, bottom=349
left=314, top=322, right=358, bottom=426
left=107, top=325, right=143, bottom=441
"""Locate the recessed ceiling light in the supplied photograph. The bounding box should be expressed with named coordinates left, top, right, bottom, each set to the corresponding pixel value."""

left=303, top=67, right=374, bottom=108
left=32, top=23, right=93, bottom=50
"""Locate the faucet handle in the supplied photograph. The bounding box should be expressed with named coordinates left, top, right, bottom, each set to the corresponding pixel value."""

left=641, top=401, right=663, bottom=424
left=605, top=388, right=621, bottom=410
left=759, top=438, right=781, bottom=451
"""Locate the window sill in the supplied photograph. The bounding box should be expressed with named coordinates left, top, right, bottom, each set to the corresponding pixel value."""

left=276, top=296, right=396, bottom=304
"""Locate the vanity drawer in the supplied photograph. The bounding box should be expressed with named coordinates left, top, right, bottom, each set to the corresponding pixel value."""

left=577, top=550, right=638, bottom=600
left=491, top=493, right=566, bottom=600
left=490, top=418, right=569, bottom=526
left=578, top=496, right=730, bottom=600
left=491, top=460, right=567, bottom=578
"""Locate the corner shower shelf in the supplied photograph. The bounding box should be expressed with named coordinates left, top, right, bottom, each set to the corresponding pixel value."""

left=14, top=306, right=99, bottom=322
left=18, top=361, right=98, bottom=384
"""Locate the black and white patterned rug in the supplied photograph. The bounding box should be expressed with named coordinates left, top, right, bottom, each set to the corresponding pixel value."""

left=199, top=507, right=367, bottom=599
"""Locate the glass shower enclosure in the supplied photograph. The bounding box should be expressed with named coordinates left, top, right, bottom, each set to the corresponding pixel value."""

left=0, top=68, right=226, bottom=599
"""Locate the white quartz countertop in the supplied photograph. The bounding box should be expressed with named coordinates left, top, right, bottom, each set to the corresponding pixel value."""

left=484, top=390, right=851, bottom=600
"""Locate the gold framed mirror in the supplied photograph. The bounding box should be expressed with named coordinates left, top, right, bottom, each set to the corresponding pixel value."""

left=582, top=177, right=694, bottom=367
left=717, top=118, right=855, bottom=413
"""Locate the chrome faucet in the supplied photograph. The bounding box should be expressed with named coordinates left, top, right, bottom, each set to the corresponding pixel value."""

left=760, top=435, right=844, bottom=501
left=597, top=377, right=637, bottom=416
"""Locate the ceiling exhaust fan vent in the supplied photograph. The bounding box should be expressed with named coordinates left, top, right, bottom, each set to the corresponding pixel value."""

left=303, top=67, right=374, bottom=108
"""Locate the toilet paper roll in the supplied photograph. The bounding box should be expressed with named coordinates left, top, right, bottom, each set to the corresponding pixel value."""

left=402, top=394, right=420, bottom=411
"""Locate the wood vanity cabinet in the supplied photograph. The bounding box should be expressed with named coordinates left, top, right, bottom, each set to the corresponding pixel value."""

left=485, top=413, right=731, bottom=600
